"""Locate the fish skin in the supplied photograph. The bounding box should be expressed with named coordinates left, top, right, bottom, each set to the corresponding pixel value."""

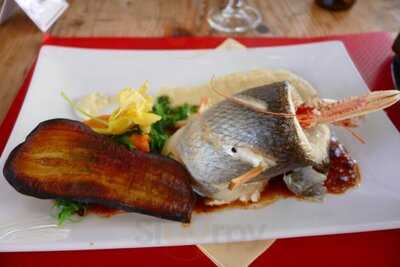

left=175, top=81, right=330, bottom=199
left=283, top=167, right=327, bottom=200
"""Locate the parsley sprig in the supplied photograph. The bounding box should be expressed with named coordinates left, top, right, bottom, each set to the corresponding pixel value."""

left=54, top=199, right=87, bottom=225
left=150, top=96, right=198, bottom=153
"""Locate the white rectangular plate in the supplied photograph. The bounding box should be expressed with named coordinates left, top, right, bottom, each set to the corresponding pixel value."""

left=1, top=41, right=400, bottom=252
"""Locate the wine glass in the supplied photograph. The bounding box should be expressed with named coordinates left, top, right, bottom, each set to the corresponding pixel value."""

left=207, top=0, right=262, bottom=33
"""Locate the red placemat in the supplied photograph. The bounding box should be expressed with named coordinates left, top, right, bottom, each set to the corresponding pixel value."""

left=1, top=32, right=399, bottom=267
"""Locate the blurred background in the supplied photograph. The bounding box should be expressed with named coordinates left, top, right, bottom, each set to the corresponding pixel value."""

left=0, top=0, right=399, bottom=122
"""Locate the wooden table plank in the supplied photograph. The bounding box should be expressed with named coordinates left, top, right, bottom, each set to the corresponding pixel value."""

left=0, top=0, right=399, bottom=123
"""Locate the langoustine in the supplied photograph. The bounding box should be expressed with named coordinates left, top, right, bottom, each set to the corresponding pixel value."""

left=166, top=81, right=400, bottom=203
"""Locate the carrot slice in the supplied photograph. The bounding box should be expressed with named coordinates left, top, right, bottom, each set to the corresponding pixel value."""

left=85, top=116, right=150, bottom=152
left=130, top=134, right=150, bottom=152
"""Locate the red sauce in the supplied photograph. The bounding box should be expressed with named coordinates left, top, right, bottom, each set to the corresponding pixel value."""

left=88, top=204, right=122, bottom=217
left=325, top=138, right=361, bottom=193
left=88, top=139, right=361, bottom=217
left=194, top=138, right=361, bottom=213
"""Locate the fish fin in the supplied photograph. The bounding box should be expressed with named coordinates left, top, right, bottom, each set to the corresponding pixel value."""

left=209, top=78, right=294, bottom=118
left=173, top=120, right=187, bottom=128
left=198, top=96, right=209, bottom=114
left=228, top=165, right=265, bottom=190
left=174, top=96, right=210, bottom=128
left=283, top=167, right=327, bottom=201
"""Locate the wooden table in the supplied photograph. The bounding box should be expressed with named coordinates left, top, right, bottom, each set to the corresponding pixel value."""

left=0, top=0, right=399, bottom=124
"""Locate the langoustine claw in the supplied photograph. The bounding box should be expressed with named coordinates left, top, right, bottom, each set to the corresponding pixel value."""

left=296, top=90, right=400, bottom=129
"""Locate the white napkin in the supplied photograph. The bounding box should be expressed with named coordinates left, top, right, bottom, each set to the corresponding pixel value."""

left=197, top=240, right=275, bottom=267
left=0, top=0, right=68, bottom=31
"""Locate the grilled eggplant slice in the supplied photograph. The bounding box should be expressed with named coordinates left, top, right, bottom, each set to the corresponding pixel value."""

left=3, top=119, right=195, bottom=222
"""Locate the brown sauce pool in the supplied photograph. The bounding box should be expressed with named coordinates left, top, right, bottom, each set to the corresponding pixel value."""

left=87, top=138, right=361, bottom=217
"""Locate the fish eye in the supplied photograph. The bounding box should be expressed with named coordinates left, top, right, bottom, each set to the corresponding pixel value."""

left=231, top=147, right=237, bottom=153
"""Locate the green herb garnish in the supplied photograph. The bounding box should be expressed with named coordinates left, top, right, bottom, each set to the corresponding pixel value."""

left=113, top=134, right=134, bottom=150
left=111, top=125, right=142, bottom=150
left=54, top=199, right=87, bottom=225
left=150, top=96, right=198, bottom=153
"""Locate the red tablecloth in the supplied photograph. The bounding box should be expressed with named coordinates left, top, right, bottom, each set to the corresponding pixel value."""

left=1, top=32, right=399, bottom=267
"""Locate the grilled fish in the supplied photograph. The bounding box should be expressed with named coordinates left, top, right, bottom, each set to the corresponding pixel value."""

left=166, top=81, right=400, bottom=202
left=167, top=81, right=328, bottom=201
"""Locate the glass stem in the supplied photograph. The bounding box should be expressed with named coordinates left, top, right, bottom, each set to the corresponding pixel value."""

left=228, top=0, right=247, bottom=7
left=222, top=0, right=243, bottom=15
